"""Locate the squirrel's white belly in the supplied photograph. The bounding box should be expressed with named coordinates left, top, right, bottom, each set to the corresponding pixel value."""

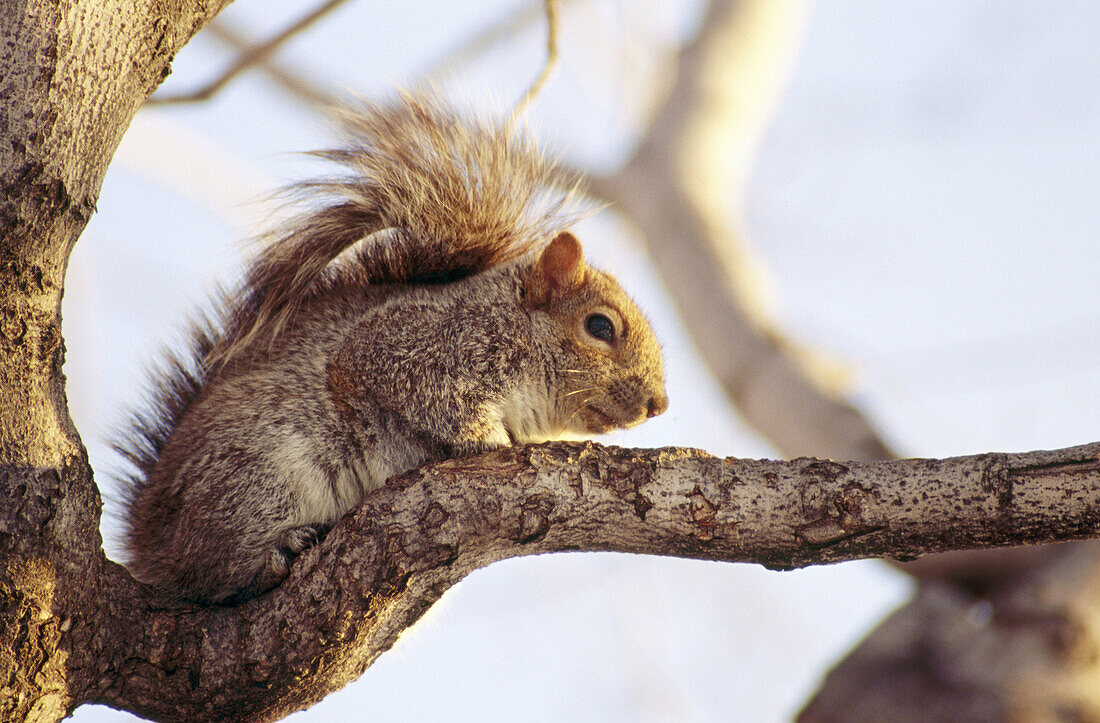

left=499, top=378, right=561, bottom=444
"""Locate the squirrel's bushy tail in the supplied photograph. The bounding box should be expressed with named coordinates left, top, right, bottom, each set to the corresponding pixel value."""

left=213, top=92, right=580, bottom=365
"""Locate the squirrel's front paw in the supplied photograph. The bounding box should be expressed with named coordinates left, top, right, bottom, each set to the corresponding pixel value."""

left=280, top=523, right=331, bottom=558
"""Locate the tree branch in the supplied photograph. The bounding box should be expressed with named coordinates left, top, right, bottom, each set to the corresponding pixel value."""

left=192, top=0, right=577, bottom=116
left=199, top=19, right=348, bottom=110
left=84, top=441, right=1100, bottom=720
left=799, top=539, right=1100, bottom=721
left=146, top=0, right=353, bottom=106
left=0, top=0, right=231, bottom=718
left=420, top=0, right=575, bottom=81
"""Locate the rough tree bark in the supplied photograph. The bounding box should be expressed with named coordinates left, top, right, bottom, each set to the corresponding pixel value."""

left=92, top=442, right=1100, bottom=721
left=32, top=440, right=1100, bottom=720
left=3, top=2, right=1100, bottom=722
left=0, top=1, right=233, bottom=719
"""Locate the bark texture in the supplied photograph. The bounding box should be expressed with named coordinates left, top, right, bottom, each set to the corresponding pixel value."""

left=87, top=441, right=1100, bottom=720
left=0, top=1, right=230, bottom=720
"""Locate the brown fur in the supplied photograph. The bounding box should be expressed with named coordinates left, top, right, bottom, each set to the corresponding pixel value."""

left=212, top=92, right=580, bottom=366
left=117, top=94, right=666, bottom=604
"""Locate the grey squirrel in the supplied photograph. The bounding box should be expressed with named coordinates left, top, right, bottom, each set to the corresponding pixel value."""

left=118, top=94, right=668, bottom=605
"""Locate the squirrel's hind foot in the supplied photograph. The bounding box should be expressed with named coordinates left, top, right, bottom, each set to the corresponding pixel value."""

left=233, top=523, right=332, bottom=604
left=280, top=523, right=331, bottom=558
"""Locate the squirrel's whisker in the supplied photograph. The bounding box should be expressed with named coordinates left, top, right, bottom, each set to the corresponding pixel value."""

left=557, top=387, right=599, bottom=401
left=565, top=393, right=600, bottom=426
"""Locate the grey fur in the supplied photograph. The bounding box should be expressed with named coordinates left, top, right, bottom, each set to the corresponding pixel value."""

left=118, top=95, right=667, bottom=604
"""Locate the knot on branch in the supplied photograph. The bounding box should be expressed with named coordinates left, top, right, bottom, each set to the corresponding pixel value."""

left=0, top=259, right=47, bottom=296
left=795, top=460, right=882, bottom=548
left=516, top=493, right=554, bottom=544
left=688, top=485, right=718, bottom=541
left=0, top=306, right=27, bottom=345
left=980, top=453, right=1014, bottom=510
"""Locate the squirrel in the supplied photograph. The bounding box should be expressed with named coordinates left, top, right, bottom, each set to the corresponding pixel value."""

left=116, top=93, right=668, bottom=605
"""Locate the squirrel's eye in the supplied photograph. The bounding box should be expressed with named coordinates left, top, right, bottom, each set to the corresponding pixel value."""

left=585, top=314, right=614, bottom=342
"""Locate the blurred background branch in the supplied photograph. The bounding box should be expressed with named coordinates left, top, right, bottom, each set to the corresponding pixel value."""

left=146, top=0, right=353, bottom=106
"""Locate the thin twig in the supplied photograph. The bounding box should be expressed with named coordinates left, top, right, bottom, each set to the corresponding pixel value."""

left=509, top=0, right=560, bottom=127
left=200, top=19, right=348, bottom=110
left=421, top=0, right=554, bottom=80
left=147, top=0, right=353, bottom=106
left=163, top=0, right=574, bottom=116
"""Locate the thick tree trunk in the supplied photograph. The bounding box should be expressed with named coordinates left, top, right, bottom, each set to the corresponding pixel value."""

left=0, top=2, right=230, bottom=719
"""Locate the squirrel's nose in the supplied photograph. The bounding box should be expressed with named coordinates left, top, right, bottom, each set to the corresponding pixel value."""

left=646, top=393, right=669, bottom=418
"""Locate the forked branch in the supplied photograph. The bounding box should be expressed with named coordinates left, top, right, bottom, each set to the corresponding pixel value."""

left=89, top=440, right=1100, bottom=721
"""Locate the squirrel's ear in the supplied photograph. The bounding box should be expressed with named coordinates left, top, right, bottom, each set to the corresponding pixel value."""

left=525, top=231, right=585, bottom=307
